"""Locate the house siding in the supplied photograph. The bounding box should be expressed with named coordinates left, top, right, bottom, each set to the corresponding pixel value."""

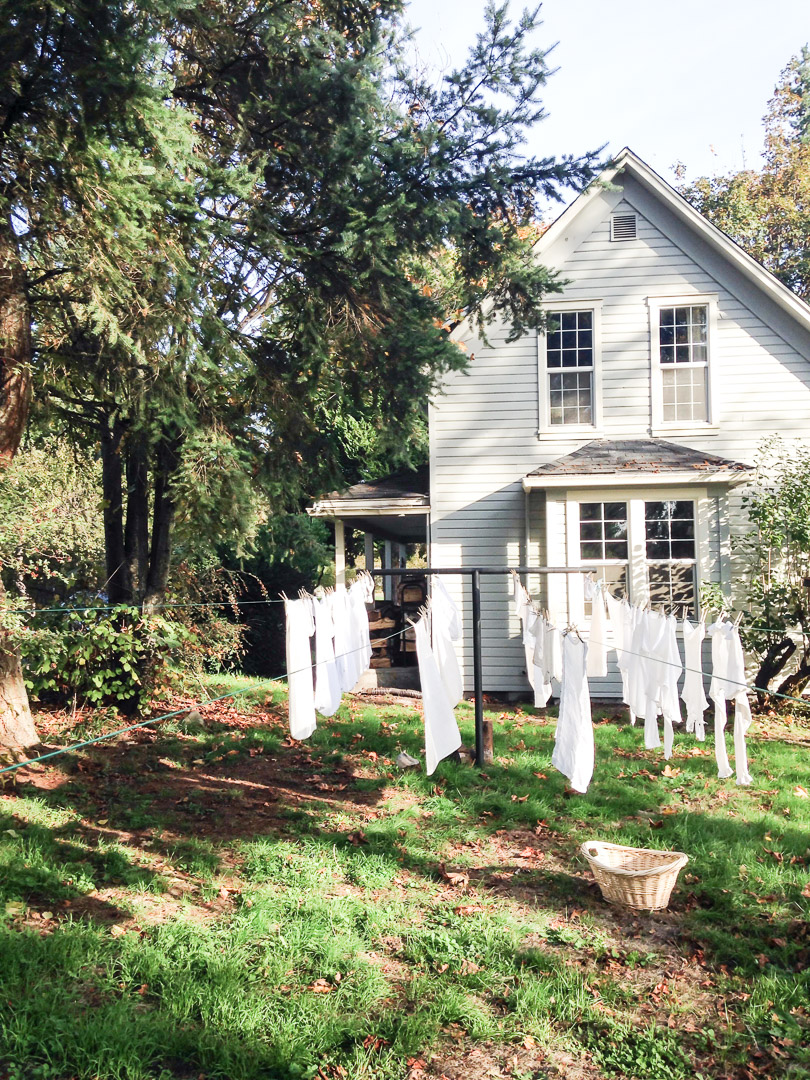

left=428, top=175, right=810, bottom=695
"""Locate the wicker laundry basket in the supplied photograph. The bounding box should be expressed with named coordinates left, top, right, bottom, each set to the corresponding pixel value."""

left=581, top=840, right=689, bottom=911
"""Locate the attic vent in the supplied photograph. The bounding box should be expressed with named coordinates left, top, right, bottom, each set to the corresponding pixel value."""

left=611, top=213, right=637, bottom=241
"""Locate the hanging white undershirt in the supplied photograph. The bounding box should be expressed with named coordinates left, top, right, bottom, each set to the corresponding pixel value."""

left=313, top=595, right=342, bottom=717
left=431, top=579, right=464, bottom=707
left=552, top=632, right=594, bottom=793
left=708, top=619, right=753, bottom=785
left=681, top=618, right=709, bottom=740
left=414, top=615, right=462, bottom=775
left=285, top=597, right=317, bottom=741
left=586, top=583, right=608, bottom=678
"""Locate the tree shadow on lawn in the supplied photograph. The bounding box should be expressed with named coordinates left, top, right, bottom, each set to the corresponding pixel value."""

left=5, top=703, right=809, bottom=978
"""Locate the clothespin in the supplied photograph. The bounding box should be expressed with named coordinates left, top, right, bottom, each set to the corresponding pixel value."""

left=733, top=610, right=744, bottom=629
left=280, top=590, right=289, bottom=601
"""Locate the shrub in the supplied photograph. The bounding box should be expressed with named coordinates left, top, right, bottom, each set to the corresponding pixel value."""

left=18, top=606, right=191, bottom=711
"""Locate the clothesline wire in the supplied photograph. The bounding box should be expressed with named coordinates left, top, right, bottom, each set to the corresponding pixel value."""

left=0, top=625, right=410, bottom=778
left=516, top=582, right=808, bottom=708
left=0, top=598, right=287, bottom=617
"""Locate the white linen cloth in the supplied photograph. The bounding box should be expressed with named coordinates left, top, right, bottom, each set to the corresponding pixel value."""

left=708, top=619, right=753, bottom=785
left=605, top=592, right=633, bottom=706
left=644, top=613, right=682, bottom=759
left=552, top=632, right=594, bottom=793
left=332, top=587, right=356, bottom=692
left=532, top=614, right=553, bottom=707
left=414, top=615, right=462, bottom=775
left=543, top=621, right=563, bottom=687
left=285, top=597, right=317, bottom=740
left=626, top=607, right=653, bottom=731
left=313, top=595, right=342, bottom=717
left=586, top=583, right=608, bottom=678
left=681, top=618, right=709, bottom=740
left=431, top=579, right=464, bottom=707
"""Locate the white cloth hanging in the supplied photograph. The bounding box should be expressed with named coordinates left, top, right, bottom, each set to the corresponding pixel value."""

left=313, top=595, right=342, bottom=717
left=626, top=607, right=653, bottom=731
left=681, top=618, right=709, bottom=740
left=605, top=592, right=633, bottom=706
left=332, top=587, right=356, bottom=693
left=708, top=619, right=753, bottom=785
left=543, top=621, right=563, bottom=687
left=644, top=613, right=682, bottom=759
left=586, top=583, right=608, bottom=678
left=552, top=632, right=594, bottom=793
left=413, top=615, right=462, bottom=775
left=431, top=582, right=464, bottom=707
left=532, top=614, right=553, bottom=707
left=285, top=597, right=317, bottom=740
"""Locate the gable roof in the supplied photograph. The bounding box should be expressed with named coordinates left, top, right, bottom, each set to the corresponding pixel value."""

left=535, top=147, right=810, bottom=339
left=523, top=439, right=752, bottom=490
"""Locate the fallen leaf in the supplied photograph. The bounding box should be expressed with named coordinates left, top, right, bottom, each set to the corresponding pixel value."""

left=532, top=771, right=548, bottom=779
left=662, top=765, right=681, bottom=778
left=308, top=979, right=333, bottom=993
left=794, top=785, right=809, bottom=799
left=438, top=863, right=470, bottom=888
left=453, top=904, right=485, bottom=916
left=649, top=819, right=664, bottom=829
left=511, top=794, right=529, bottom=803
left=110, top=925, right=127, bottom=938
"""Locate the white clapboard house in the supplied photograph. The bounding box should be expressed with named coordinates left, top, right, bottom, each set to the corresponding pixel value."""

left=312, top=148, right=810, bottom=696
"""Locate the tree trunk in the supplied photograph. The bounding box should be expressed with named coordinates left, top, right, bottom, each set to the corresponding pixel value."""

left=0, top=223, right=38, bottom=749
left=124, top=431, right=150, bottom=601
left=754, top=636, right=797, bottom=707
left=0, top=225, right=32, bottom=469
left=100, top=414, right=132, bottom=605
left=776, top=654, right=810, bottom=705
left=143, top=433, right=182, bottom=613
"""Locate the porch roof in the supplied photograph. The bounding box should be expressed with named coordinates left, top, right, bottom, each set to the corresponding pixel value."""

left=523, top=439, right=753, bottom=490
left=307, top=465, right=429, bottom=542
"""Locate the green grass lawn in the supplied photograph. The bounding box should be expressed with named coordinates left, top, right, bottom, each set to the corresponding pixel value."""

left=0, top=686, right=808, bottom=1079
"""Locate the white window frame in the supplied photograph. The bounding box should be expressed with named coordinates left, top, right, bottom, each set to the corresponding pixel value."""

left=537, top=299, right=603, bottom=440
left=562, top=486, right=711, bottom=625
left=647, top=294, right=719, bottom=436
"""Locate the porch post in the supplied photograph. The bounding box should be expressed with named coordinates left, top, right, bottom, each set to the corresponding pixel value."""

left=383, top=540, right=393, bottom=600
left=335, top=519, right=346, bottom=587
left=364, top=532, right=375, bottom=572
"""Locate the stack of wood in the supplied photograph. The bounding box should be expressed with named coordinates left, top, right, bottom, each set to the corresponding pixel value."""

left=368, top=607, right=397, bottom=668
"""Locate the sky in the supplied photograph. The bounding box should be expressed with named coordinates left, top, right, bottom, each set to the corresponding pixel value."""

left=403, top=0, right=810, bottom=188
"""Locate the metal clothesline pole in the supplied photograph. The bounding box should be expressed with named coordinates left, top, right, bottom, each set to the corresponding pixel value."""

left=368, top=566, right=585, bottom=767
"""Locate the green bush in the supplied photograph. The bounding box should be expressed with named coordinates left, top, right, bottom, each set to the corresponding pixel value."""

left=18, top=606, right=191, bottom=710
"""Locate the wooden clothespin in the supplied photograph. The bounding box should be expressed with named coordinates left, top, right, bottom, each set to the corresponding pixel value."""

left=733, top=610, right=744, bottom=629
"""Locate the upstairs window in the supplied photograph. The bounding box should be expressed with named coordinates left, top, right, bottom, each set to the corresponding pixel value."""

left=658, top=305, right=709, bottom=423
left=547, top=310, right=594, bottom=426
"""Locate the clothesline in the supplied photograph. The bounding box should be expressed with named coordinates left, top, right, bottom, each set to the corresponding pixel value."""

left=0, top=623, right=411, bottom=778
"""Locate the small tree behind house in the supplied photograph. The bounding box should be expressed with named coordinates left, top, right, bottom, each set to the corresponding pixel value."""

left=737, top=438, right=810, bottom=705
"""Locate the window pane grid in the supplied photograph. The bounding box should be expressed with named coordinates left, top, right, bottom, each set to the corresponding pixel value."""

left=658, top=304, right=709, bottom=423
left=549, top=370, right=592, bottom=425
left=547, top=310, right=593, bottom=370
left=580, top=502, right=628, bottom=562
left=645, top=500, right=696, bottom=613
left=662, top=366, right=707, bottom=422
